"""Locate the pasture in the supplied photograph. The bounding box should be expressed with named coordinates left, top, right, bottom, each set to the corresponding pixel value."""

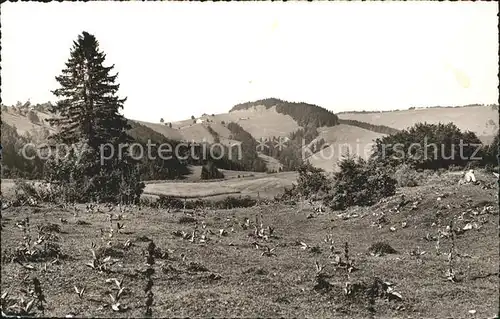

left=1, top=171, right=498, bottom=318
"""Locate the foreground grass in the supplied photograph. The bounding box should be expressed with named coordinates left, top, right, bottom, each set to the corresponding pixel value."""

left=1, top=177, right=498, bottom=318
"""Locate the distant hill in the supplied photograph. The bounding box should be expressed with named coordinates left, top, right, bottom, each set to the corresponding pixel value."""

left=2, top=100, right=497, bottom=174
left=339, top=105, right=499, bottom=144
left=230, top=98, right=339, bottom=128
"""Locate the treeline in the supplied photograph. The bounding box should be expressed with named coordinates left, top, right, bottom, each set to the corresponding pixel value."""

left=226, top=122, right=267, bottom=172
left=338, top=119, right=400, bottom=135
left=206, top=125, right=220, bottom=143
left=1, top=122, right=47, bottom=179
left=259, top=129, right=324, bottom=171
left=126, top=121, right=191, bottom=180
left=1, top=119, right=250, bottom=181
left=2, top=101, right=54, bottom=115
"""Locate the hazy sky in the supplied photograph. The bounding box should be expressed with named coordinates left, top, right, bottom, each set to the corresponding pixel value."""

left=2, top=2, right=498, bottom=122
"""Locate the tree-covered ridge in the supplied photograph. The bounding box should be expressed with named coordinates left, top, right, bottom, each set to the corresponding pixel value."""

left=206, top=125, right=221, bottom=143
left=229, top=98, right=340, bottom=128
left=226, top=122, right=267, bottom=172
left=338, top=119, right=400, bottom=135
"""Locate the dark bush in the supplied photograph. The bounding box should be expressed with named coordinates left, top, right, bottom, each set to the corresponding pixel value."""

left=201, top=161, right=225, bottom=180
left=157, top=196, right=184, bottom=209
left=371, top=122, right=484, bottom=169
left=27, top=110, right=40, bottom=123
left=178, top=216, right=197, bottom=224
left=324, top=156, right=396, bottom=211
left=214, top=196, right=256, bottom=209
left=296, top=162, right=330, bottom=198
left=393, top=164, right=419, bottom=187
left=368, top=242, right=397, bottom=256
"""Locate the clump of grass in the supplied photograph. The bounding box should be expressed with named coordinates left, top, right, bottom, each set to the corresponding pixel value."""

left=187, top=262, right=208, bottom=272
left=7, top=220, right=65, bottom=264
left=313, top=260, right=331, bottom=293
left=178, top=216, right=197, bottom=224
left=368, top=242, right=397, bottom=256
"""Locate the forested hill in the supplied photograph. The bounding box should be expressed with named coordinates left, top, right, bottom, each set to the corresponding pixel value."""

left=230, top=98, right=340, bottom=128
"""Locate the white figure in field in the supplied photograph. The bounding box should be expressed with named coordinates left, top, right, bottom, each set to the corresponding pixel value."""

left=464, top=169, right=476, bottom=183
left=459, top=169, right=477, bottom=185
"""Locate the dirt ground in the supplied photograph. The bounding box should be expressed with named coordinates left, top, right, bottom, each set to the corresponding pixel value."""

left=1, top=172, right=498, bottom=318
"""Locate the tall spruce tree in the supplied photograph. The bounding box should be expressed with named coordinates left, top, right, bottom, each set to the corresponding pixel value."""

left=47, top=31, right=144, bottom=203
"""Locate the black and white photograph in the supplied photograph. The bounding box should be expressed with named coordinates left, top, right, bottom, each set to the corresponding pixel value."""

left=0, top=1, right=498, bottom=318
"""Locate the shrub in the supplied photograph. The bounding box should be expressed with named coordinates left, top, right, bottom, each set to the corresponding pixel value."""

left=214, top=196, right=256, bottom=209
left=157, top=196, right=184, bottom=209
left=44, top=144, right=144, bottom=203
left=483, top=131, right=499, bottom=167
left=296, top=162, right=330, bottom=198
left=155, top=195, right=256, bottom=210
left=371, top=122, right=484, bottom=169
left=368, top=242, right=397, bottom=256
left=27, top=110, right=40, bottom=124
left=393, top=164, right=419, bottom=187
left=325, top=156, right=396, bottom=211
left=201, top=161, right=225, bottom=180
left=12, top=180, right=55, bottom=205
left=178, top=216, right=197, bottom=224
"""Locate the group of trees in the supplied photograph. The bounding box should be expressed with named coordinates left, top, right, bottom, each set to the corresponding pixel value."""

left=291, top=158, right=397, bottom=211
left=1, top=122, right=47, bottom=179
left=370, top=122, right=490, bottom=169
left=200, top=161, right=224, bottom=180
left=206, top=125, right=220, bottom=143
left=289, top=120, right=498, bottom=211
left=226, top=122, right=267, bottom=172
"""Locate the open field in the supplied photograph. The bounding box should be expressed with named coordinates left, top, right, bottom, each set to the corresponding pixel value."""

left=143, top=172, right=297, bottom=199
left=1, top=171, right=498, bottom=318
left=1, top=171, right=298, bottom=201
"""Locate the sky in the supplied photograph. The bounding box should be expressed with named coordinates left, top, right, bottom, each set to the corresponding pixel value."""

left=1, top=2, right=498, bottom=122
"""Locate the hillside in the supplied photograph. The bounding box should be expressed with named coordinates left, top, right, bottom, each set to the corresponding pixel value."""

left=306, top=124, right=386, bottom=172
left=1, top=109, right=55, bottom=135
left=339, top=105, right=499, bottom=144
left=3, top=101, right=497, bottom=174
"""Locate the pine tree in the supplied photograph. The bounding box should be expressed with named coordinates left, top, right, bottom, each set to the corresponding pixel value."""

left=47, top=31, right=143, bottom=202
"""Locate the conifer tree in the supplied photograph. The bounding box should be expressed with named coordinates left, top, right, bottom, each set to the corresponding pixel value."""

left=47, top=31, right=143, bottom=202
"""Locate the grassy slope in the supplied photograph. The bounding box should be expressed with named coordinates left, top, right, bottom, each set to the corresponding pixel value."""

left=1, top=110, right=55, bottom=135
left=133, top=120, right=184, bottom=141
left=306, top=124, right=386, bottom=172
left=1, top=171, right=497, bottom=318
left=339, top=106, right=499, bottom=144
